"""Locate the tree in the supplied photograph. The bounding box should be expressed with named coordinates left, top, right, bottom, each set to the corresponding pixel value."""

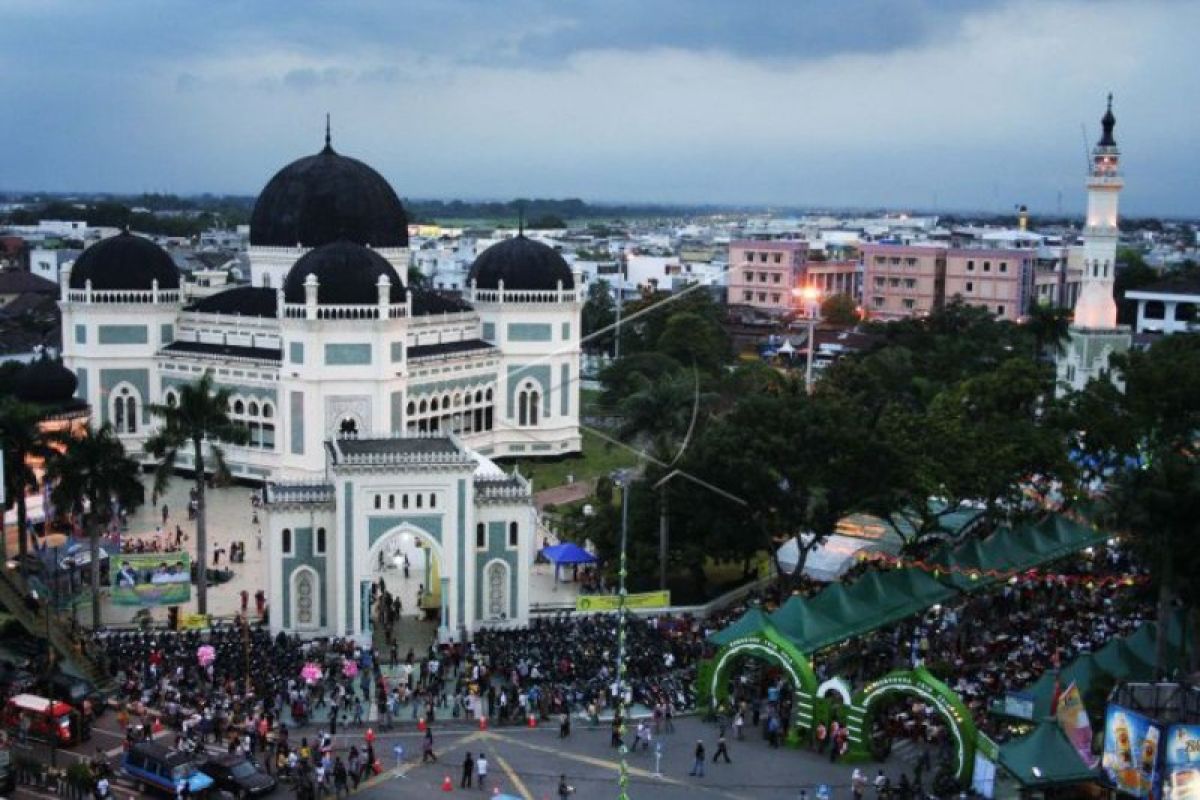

left=45, top=424, right=144, bottom=628
left=656, top=312, right=729, bottom=375
left=144, top=373, right=248, bottom=616
left=0, top=398, right=58, bottom=560
left=1025, top=301, right=1072, bottom=361
left=820, top=293, right=860, bottom=327
left=581, top=280, right=616, bottom=354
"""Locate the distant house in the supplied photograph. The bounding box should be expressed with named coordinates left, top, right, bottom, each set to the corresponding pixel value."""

left=0, top=270, right=58, bottom=306
left=1125, top=277, right=1200, bottom=334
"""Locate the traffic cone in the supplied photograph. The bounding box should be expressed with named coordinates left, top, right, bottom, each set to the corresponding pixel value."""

left=527, top=713, right=537, bottom=728
left=441, top=774, right=453, bottom=792
left=418, top=717, right=426, bottom=732
left=365, top=727, right=376, bottom=745
left=479, top=715, right=488, bottom=731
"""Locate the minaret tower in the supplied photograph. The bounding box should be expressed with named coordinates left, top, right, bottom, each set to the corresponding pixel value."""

left=1056, top=95, right=1132, bottom=395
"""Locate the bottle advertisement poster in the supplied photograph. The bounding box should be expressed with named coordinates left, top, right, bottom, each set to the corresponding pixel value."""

left=1104, top=704, right=1163, bottom=799
left=1165, top=725, right=1200, bottom=800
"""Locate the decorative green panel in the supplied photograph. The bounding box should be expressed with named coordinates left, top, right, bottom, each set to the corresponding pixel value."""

left=325, top=343, right=372, bottom=365
left=560, top=363, right=570, bottom=416
left=99, top=368, right=150, bottom=423
left=160, top=324, right=174, bottom=344
left=289, top=342, right=304, bottom=364
left=482, top=322, right=495, bottom=341
left=390, top=391, right=404, bottom=434
left=368, top=515, right=442, bottom=547
left=74, top=325, right=86, bottom=344
left=98, top=325, right=148, bottom=345
left=390, top=342, right=404, bottom=363
left=75, top=367, right=88, bottom=400
left=281, top=527, right=328, bottom=628
left=506, top=364, right=551, bottom=418
left=476, top=521, right=518, bottom=620
left=344, top=482, right=354, bottom=632
left=290, top=391, right=304, bottom=455
left=561, top=322, right=570, bottom=340
left=409, top=375, right=496, bottom=396
left=507, top=323, right=552, bottom=342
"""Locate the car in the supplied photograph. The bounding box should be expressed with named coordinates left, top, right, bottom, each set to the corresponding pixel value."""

left=122, top=741, right=213, bottom=795
left=200, top=753, right=276, bottom=798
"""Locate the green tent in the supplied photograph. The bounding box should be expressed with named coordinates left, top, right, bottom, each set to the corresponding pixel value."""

left=770, top=595, right=843, bottom=648
left=708, top=607, right=773, bottom=647
left=1029, top=654, right=1105, bottom=718
left=997, top=719, right=1097, bottom=787
left=1091, top=636, right=1156, bottom=682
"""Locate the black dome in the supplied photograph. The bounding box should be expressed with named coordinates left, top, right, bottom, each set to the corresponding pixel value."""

left=283, top=240, right=406, bottom=305
left=250, top=140, right=409, bottom=249
left=68, top=231, right=180, bottom=291
left=468, top=235, right=574, bottom=291
left=15, top=357, right=77, bottom=406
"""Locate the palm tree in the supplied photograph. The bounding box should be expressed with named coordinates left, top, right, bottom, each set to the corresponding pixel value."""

left=144, top=372, right=247, bottom=616
left=0, top=398, right=58, bottom=561
left=45, top=423, right=144, bottom=629
left=1025, top=301, right=1073, bottom=361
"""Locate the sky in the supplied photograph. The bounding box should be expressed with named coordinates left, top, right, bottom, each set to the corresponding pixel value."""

left=1, top=0, right=1197, bottom=215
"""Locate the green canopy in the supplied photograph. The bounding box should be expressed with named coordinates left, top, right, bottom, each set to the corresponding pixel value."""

left=771, top=569, right=957, bottom=654
left=1029, top=654, right=1105, bottom=718
left=997, top=719, right=1097, bottom=787
left=708, top=607, right=773, bottom=647
left=1091, top=636, right=1155, bottom=682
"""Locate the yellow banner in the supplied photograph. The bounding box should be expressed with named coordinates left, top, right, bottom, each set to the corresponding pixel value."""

left=180, top=613, right=210, bottom=630
left=576, top=591, right=670, bottom=612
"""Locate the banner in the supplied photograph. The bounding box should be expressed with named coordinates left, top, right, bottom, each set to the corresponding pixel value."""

left=111, top=552, right=192, bottom=607
left=1165, top=725, right=1200, bottom=800
left=576, top=590, right=670, bottom=612
left=1056, top=683, right=1098, bottom=768
left=179, top=613, right=210, bottom=631
left=1103, top=704, right=1163, bottom=799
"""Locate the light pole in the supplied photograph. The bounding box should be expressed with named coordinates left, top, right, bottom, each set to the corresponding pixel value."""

left=792, top=286, right=822, bottom=394
left=611, top=469, right=632, bottom=800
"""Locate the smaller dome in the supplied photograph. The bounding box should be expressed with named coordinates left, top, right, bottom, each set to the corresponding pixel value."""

left=68, top=231, right=180, bottom=291
left=282, top=240, right=406, bottom=305
left=1098, top=93, right=1117, bottom=147
left=15, top=357, right=78, bottom=406
left=468, top=235, right=574, bottom=292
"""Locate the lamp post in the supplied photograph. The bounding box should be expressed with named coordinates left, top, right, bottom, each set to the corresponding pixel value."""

left=792, top=286, right=822, bottom=394
left=610, top=469, right=632, bottom=800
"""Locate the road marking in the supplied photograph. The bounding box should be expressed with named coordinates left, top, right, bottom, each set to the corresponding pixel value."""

left=493, top=753, right=534, bottom=800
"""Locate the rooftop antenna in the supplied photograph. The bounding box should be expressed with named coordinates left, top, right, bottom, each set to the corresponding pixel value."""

left=1079, top=122, right=1091, bottom=171
left=324, top=113, right=332, bottom=151
left=517, top=202, right=525, bottom=236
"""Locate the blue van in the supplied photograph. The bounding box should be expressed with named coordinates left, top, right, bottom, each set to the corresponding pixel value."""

left=122, top=741, right=214, bottom=795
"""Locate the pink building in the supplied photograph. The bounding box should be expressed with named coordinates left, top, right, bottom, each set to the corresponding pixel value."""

left=860, top=243, right=1034, bottom=322
left=728, top=240, right=808, bottom=314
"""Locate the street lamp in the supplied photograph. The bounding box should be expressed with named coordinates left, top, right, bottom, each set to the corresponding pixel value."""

left=792, top=285, right=822, bottom=393
left=610, top=469, right=632, bottom=800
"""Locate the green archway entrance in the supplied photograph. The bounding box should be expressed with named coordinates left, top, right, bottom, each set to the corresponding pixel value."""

left=844, top=667, right=978, bottom=784
left=697, top=620, right=820, bottom=741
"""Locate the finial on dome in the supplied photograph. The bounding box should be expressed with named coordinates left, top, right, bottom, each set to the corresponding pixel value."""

left=323, top=113, right=332, bottom=152
left=517, top=202, right=525, bottom=237
left=1098, top=93, right=1117, bottom=147
left=1107, top=92, right=1113, bottom=112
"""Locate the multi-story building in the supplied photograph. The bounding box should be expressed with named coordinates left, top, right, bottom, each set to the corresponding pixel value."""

left=801, top=259, right=859, bottom=299
left=728, top=240, right=808, bottom=314
left=943, top=249, right=1035, bottom=321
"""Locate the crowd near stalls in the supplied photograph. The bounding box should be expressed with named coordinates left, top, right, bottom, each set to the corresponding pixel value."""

left=806, top=545, right=1152, bottom=749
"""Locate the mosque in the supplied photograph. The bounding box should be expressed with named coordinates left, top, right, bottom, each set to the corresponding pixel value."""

left=57, top=128, right=583, bottom=642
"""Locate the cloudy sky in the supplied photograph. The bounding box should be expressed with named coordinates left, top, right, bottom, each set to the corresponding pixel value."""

left=2, top=0, right=1197, bottom=215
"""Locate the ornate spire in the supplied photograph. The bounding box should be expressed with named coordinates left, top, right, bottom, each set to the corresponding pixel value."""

left=323, top=113, right=333, bottom=153
left=1098, top=93, right=1116, bottom=147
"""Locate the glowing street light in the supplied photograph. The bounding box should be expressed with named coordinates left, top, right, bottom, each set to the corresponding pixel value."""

left=792, top=285, right=822, bottom=394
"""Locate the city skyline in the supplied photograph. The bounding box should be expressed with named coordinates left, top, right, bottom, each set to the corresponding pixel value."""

left=3, top=0, right=1198, bottom=215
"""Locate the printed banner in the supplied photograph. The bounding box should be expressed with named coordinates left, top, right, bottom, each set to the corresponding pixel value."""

left=111, top=552, right=192, bottom=607
left=1056, top=683, right=1098, bottom=768
left=576, top=590, right=670, bottom=612
left=1103, top=704, right=1163, bottom=799
left=179, top=613, right=210, bottom=631
left=1165, top=725, right=1200, bottom=800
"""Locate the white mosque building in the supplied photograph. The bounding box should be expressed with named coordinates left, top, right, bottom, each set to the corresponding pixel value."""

left=58, top=130, right=583, bottom=642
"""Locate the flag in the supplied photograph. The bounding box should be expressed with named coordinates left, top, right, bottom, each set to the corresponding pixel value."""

left=1049, top=650, right=1063, bottom=715
left=1055, top=682, right=1098, bottom=768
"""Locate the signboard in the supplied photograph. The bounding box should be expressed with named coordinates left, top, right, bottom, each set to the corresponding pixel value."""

left=179, top=613, right=209, bottom=631
left=1057, top=683, right=1098, bottom=768
left=1103, top=704, right=1163, bottom=799
left=576, top=590, right=669, bottom=612
left=1165, top=725, right=1200, bottom=800
left=111, top=552, right=192, bottom=606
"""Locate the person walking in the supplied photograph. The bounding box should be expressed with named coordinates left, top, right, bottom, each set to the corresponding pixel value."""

left=333, top=757, right=349, bottom=798
left=689, top=740, right=706, bottom=778
left=852, top=768, right=867, bottom=800
left=421, top=728, right=437, bottom=763
left=557, top=774, right=576, bottom=797
left=733, top=710, right=745, bottom=741
left=460, top=752, right=474, bottom=788
left=476, top=752, right=488, bottom=791
left=712, top=734, right=731, bottom=764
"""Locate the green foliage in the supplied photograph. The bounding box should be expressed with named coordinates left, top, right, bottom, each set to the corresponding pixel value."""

left=656, top=311, right=730, bottom=374
left=820, top=293, right=860, bottom=326
left=582, top=280, right=615, bottom=354
left=0, top=397, right=61, bottom=559
left=528, top=214, right=567, bottom=229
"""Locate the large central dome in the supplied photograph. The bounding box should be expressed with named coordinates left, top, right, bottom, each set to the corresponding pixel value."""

left=250, top=133, right=409, bottom=249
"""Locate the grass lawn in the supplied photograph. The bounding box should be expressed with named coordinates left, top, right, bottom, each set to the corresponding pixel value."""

left=502, top=429, right=641, bottom=491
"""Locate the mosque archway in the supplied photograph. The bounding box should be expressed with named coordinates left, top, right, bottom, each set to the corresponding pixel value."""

left=365, top=525, right=444, bottom=653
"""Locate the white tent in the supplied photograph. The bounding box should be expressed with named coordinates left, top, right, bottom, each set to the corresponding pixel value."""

left=776, top=533, right=882, bottom=582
